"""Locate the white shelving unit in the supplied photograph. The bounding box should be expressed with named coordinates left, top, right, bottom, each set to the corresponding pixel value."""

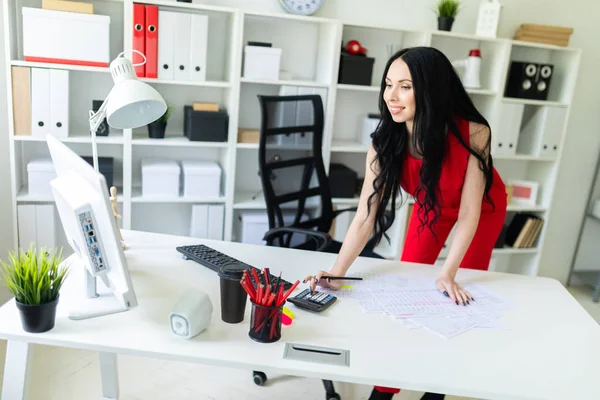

left=2, top=0, right=581, bottom=275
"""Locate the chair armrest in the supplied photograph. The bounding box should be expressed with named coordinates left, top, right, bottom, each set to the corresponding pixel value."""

left=263, top=227, right=332, bottom=252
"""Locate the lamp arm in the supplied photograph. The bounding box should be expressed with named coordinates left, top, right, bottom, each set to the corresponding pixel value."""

left=88, top=92, right=111, bottom=173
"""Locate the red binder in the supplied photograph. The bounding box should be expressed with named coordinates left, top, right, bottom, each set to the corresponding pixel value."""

left=132, top=3, right=145, bottom=77
left=145, top=5, right=159, bottom=79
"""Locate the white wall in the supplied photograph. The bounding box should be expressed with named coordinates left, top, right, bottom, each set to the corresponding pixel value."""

left=0, top=3, right=15, bottom=304
left=0, top=0, right=598, bottom=285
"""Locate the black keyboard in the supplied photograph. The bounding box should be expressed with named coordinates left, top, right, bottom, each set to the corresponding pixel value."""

left=176, top=244, right=294, bottom=290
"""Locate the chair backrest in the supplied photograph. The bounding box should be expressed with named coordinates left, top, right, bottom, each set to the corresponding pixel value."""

left=257, top=94, right=335, bottom=238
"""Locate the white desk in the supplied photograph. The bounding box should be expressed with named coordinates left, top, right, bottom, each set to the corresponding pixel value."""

left=1, top=230, right=599, bottom=400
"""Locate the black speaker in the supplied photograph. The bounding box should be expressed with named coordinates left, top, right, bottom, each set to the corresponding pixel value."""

left=92, top=100, right=110, bottom=136
left=504, top=62, right=553, bottom=100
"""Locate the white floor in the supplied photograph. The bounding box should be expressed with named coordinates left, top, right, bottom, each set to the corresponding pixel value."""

left=1, top=285, right=598, bottom=400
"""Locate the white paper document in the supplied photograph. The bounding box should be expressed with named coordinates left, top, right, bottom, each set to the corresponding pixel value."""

left=318, top=273, right=510, bottom=339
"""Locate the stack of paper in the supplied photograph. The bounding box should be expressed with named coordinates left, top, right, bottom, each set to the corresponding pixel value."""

left=319, top=273, right=512, bottom=339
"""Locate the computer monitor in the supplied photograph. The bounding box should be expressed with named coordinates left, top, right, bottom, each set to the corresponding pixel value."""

left=46, top=134, right=138, bottom=320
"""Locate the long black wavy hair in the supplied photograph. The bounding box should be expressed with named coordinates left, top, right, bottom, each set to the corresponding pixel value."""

left=367, top=46, right=495, bottom=245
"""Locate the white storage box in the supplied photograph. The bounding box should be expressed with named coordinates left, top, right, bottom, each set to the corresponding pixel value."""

left=27, top=157, right=57, bottom=197
left=360, top=114, right=380, bottom=145
left=243, top=45, right=282, bottom=81
left=22, top=7, right=110, bottom=67
left=141, top=159, right=181, bottom=197
left=181, top=160, right=221, bottom=198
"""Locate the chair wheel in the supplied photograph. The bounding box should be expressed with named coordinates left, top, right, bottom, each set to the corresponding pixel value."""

left=253, top=371, right=267, bottom=386
left=326, top=393, right=341, bottom=400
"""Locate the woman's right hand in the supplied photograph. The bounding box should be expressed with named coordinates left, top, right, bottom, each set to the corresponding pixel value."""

left=303, top=269, right=346, bottom=293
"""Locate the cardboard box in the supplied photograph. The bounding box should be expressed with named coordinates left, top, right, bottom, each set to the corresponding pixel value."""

left=42, top=0, right=94, bottom=14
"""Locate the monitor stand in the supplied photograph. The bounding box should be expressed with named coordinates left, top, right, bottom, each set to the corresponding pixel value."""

left=67, top=264, right=128, bottom=320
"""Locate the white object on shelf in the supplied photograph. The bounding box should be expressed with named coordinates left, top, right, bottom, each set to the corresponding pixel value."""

left=190, top=204, right=209, bottom=238
left=238, top=211, right=305, bottom=246
left=181, top=160, right=221, bottom=198
left=475, top=0, right=502, bottom=38
left=495, top=102, right=524, bottom=156
left=27, top=157, right=56, bottom=197
left=360, top=114, right=379, bottom=146
left=16, top=204, right=56, bottom=250
left=141, top=159, right=181, bottom=197
left=22, top=7, right=110, bottom=67
left=208, top=205, right=225, bottom=240
left=519, top=106, right=567, bottom=158
left=243, top=45, right=282, bottom=81
left=157, top=10, right=176, bottom=80
left=30, top=68, right=50, bottom=138
left=189, top=14, right=209, bottom=82
left=50, top=69, right=70, bottom=138
left=592, top=200, right=600, bottom=220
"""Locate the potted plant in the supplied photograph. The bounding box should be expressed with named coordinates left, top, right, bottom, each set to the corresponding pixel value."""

left=147, top=104, right=173, bottom=139
left=0, top=245, right=69, bottom=333
left=436, top=0, right=460, bottom=31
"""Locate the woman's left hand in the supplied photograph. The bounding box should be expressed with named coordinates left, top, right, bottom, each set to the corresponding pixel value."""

left=436, top=273, right=473, bottom=306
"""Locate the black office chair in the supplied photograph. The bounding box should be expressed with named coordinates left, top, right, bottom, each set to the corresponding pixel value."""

left=249, top=94, right=386, bottom=400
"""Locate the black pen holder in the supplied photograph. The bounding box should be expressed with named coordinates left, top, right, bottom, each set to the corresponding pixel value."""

left=249, top=300, right=284, bottom=343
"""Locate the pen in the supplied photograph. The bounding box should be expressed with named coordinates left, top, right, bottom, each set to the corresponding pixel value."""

left=325, top=277, right=363, bottom=281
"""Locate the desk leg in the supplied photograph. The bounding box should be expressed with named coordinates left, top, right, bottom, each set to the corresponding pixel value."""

left=99, top=352, right=119, bottom=400
left=1, top=341, right=31, bottom=400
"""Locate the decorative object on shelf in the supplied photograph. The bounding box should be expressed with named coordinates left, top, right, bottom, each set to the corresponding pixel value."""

left=109, top=186, right=125, bottom=250
left=338, top=40, right=374, bottom=86
left=147, top=104, right=173, bottom=139
left=451, top=49, right=481, bottom=89
left=435, top=0, right=460, bottom=31
left=92, top=100, right=109, bottom=136
left=278, top=0, right=325, bottom=15
left=184, top=106, right=229, bottom=142
left=514, top=24, right=574, bottom=47
left=475, top=0, right=501, bottom=38
left=0, top=245, right=69, bottom=333
left=504, top=61, right=553, bottom=100
left=243, top=42, right=282, bottom=81
left=506, top=179, right=539, bottom=207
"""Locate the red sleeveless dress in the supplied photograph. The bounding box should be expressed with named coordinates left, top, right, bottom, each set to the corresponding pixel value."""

left=398, top=116, right=507, bottom=271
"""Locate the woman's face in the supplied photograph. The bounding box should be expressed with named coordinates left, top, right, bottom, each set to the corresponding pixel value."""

left=383, top=58, right=416, bottom=125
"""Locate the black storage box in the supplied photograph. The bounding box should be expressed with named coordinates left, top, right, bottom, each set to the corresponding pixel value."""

left=184, top=106, right=229, bottom=142
left=338, top=54, right=375, bottom=86
left=82, top=156, right=114, bottom=190
left=329, top=163, right=358, bottom=198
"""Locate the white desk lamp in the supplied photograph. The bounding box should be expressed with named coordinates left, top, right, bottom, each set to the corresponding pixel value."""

left=87, top=50, right=166, bottom=246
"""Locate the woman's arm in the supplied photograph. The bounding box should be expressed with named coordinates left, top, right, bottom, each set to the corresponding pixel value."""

left=436, top=122, right=490, bottom=304
left=306, top=145, right=382, bottom=291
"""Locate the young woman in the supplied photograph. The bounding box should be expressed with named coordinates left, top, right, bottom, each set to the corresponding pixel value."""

left=304, top=47, right=508, bottom=400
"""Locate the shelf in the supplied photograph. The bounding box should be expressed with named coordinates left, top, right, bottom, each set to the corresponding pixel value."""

left=17, top=185, right=123, bottom=203
left=236, top=142, right=312, bottom=151
left=135, top=0, right=237, bottom=14
left=506, top=204, right=548, bottom=212
left=494, top=153, right=556, bottom=162
left=132, top=136, right=228, bottom=148
left=510, top=39, right=581, bottom=52
left=233, top=191, right=320, bottom=210
left=502, top=97, right=569, bottom=108
left=336, top=84, right=380, bottom=93
left=330, top=140, right=369, bottom=153
left=466, top=88, right=497, bottom=96
left=140, top=77, right=231, bottom=88
left=12, top=133, right=124, bottom=145
left=11, top=60, right=109, bottom=73
left=131, top=188, right=225, bottom=203
left=332, top=197, right=359, bottom=206
left=431, top=30, right=507, bottom=43
left=493, top=247, right=540, bottom=255
left=240, top=77, right=330, bottom=88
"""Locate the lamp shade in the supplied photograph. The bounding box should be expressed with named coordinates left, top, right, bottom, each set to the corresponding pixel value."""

left=104, top=54, right=167, bottom=129
left=106, top=80, right=167, bottom=129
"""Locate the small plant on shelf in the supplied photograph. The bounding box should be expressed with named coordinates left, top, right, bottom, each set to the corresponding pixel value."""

left=147, top=103, right=174, bottom=139
left=435, top=0, right=461, bottom=31
left=0, top=245, right=69, bottom=333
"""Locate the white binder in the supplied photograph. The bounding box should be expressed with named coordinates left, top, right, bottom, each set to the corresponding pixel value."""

left=173, top=12, right=192, bottom=81
left=17, top=205, right=36, bottom=249
left=31, top=68, right=50, bottom=138
left=35, top=204, right=56, bottom=249
left=190, top=204, right=209, bottom=238
left=157, top=10, right=176, bottom=80
left=207, top=205, right=224, bottom=240
left=50, top=69, right=69, bottom=138
left=519, top=106, right=566, bottom=158
left=189, top=14, right=208, bottom=82
left=495, top=102, right=523, bottom=156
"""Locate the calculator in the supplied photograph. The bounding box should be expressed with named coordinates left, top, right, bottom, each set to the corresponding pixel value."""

left=287, top=289, right=337, bottom=312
